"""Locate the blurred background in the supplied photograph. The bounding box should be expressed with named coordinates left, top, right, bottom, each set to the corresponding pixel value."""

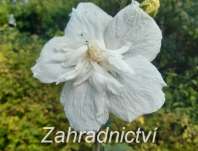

left=0, top=0, right=197, bottom=150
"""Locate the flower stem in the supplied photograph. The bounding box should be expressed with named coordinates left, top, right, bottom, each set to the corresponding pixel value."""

left=95, top=141, right=101, bottom=151
left=92, top=133, right=101, bottom=151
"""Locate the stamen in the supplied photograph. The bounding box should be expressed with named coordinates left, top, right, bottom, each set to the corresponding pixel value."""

left=86, top=41, right=105, bottom=64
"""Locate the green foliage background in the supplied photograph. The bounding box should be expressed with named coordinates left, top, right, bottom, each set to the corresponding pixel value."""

left=0, top=0, right=197, bottom=150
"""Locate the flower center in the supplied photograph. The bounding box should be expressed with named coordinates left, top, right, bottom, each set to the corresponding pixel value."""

left=86, top=41, right=105, bottom=64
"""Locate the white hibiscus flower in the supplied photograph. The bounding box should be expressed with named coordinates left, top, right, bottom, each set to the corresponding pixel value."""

left=31, top=1, right=166, bottom=131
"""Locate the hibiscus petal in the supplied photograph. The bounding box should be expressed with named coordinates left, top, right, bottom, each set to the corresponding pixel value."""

left=106, top=52, right=135, bottom=75
left=61, top=82, right=109, bottom=131
left=89, top=63, right=123, bottom=95
left=65, top=3, right=112, bottom=46
left=104, top=2, right=162, bottom=61
left=108, top=55, right=166, bottom=122
left=31, top=37, right=85, bottom=83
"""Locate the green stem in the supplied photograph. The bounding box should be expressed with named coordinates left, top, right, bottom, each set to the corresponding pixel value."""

left=92, top=133, right=101, bottom=151
left=92, top=141, right=101, bottom=151
left=96, top=141, right=101, bottom=151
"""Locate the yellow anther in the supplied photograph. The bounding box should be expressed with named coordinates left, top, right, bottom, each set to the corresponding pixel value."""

left=86, top=41, right=105, bottom=64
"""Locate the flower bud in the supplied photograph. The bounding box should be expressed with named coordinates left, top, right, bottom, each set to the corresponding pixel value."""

left=140, top=0, right=160, bottom=17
